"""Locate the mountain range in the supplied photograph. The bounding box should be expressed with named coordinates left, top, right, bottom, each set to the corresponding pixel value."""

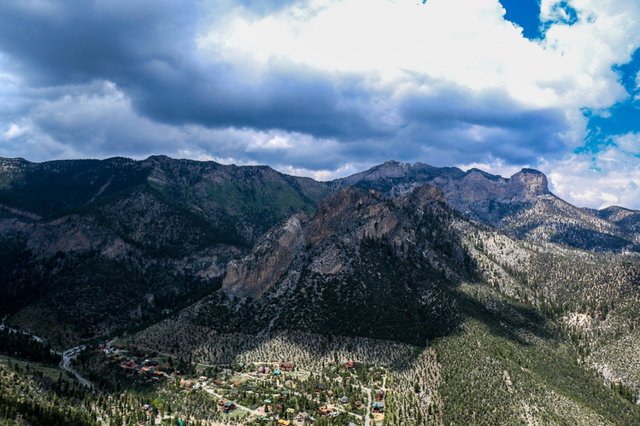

left=2, top=155, right=640, bottom=424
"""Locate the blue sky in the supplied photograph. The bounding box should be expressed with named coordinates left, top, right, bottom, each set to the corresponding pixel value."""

left=0, top=0, right=639, bottom=208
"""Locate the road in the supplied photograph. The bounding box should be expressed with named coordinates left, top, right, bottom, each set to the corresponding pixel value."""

left=0, top=322, right=92, bottom=389
left=61, top=345, right=94, bottom=389
left=363, top=387, right=372, bottom=426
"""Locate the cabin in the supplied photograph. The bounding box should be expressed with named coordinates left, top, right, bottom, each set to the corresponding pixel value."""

left=344, top=359, right=355, bottom=369
left=280, top=362, right=295, bottom=372
left=278, top=420, right=291, bottom=426
left=318, top=405, right=332, bottom=416
left=375, top=390, right=385, bottom=401
left=340, top=395, right=349, bottom=404
left=223, top=401, right=236, bottom=413
left=120, top=360, right=136, bottom=370
left=273, top=369, right=282, bottom=376
left=295, top=412, right=310, bottom=422
left=372, top=401, right=385, bottom=413
left=354, top=400, right=363, bottom=409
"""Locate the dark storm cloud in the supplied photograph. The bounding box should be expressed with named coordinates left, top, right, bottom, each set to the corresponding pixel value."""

left=398, top=86, right=570, bottom=163
left=0, top=0, right=385, bottom=140
left=0, top=0, right=573, bottom=171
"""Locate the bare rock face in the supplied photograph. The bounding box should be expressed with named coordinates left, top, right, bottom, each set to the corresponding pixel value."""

left=506, top=169, right=549, bottom=199
left=221, top=184, right=453, bottom=301
left=222, top=215, right=305, bottom=299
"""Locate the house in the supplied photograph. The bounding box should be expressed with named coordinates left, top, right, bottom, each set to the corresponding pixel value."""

left=280, top=362, right=295, bottom=372
left=278, top=420, right=290, bottom=426
left=120, top=360, right=136, bottom=370
left=340, top=395, right=349, bottom=404
left=273, top=369, right=282, bottom=376
left=286, top=408, right=295, bottom=415
left=375, top=390, right=385, bottom=401
left=315, top=383, right=325, bottom=392
left=295, top=412, right=309, bottom=422
left=318, top=405, right=332, bottom=416
left=344, top=359, right=355, bottom=369
left=372, top=401, right=385, bottom=413
left=223, top=401, right=236, bottom=413
left=354, top=400, right=363, bottom=409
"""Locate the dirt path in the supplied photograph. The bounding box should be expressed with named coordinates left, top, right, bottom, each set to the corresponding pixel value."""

left=202, top=386, right=263, bottom=417
left=363, top=386, right=372, bottom=426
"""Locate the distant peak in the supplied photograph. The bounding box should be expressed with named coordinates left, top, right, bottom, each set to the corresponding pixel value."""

left=464, top=168, right=503, bottom=181
left=518, top=168, right=545, bottom=175
left=144, top=154, right=172, bottom=162
left=510, top=168, right=549, bottom=194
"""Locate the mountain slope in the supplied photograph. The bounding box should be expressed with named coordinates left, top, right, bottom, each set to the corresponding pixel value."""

left=335, top=161, right=639, bottom=252
left=133, top=184, right=640, bottom=424
left=0, top=156, right=329, bottom=344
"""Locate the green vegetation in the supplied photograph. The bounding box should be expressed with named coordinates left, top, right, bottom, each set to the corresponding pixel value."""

left=0, top=328, right=60, bottom=364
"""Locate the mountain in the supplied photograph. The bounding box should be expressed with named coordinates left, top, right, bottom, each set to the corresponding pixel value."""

left=335, top=160, right=640, bottom=252
left=0, top=156, right=328, bottom=343
left=136, top=180, right=640, bottom=425
left=3, top=155, right=640, bottom=424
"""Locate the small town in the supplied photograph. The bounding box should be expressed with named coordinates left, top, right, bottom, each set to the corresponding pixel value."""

left=80, top=340, right=388, bottom=425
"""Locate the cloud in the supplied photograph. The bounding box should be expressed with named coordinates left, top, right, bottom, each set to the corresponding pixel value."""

left=0, top=0, right=639, bottom=209
left=2, top=123, right=27, bottom=140
left=543, top=133, right=640, bottom=209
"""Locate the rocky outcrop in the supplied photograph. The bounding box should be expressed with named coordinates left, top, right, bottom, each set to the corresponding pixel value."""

left=223, top=215, right=305, bottom=299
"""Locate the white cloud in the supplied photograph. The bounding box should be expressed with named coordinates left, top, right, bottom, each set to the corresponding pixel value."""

left=544, top=142, right=640, bottom=209
left=201, top=0, right=639, bottom=116
left=2, top=123, right=27, bottom=139
left=612, top=133, right=640, bottom=154
left=247, top=134, right=292, bottom=151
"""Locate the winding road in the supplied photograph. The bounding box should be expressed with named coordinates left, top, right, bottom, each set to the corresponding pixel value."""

left=61, top=345, right=94, bottom=389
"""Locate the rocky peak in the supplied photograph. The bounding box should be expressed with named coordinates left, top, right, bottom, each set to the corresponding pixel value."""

left=507, top=168, right=549, bottom=198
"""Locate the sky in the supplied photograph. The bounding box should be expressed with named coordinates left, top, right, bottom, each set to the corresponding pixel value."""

left=0, top=0, right=639, bottom=209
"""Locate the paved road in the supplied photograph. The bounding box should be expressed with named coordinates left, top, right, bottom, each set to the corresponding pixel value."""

left=61, top=345, right=94, bottom=389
